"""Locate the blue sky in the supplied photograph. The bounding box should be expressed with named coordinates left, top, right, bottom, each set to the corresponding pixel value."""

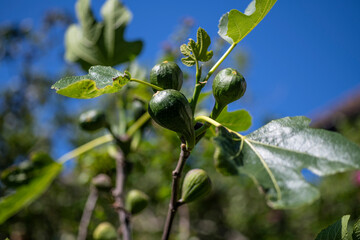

left=1, top=0, right=360, bottom=130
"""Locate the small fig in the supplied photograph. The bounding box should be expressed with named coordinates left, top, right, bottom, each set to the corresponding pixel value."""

left=93, top=222, right=117, bottom=240
left=126, top=189, right=149, bottom=215
left=79, top=110, right=107, bottom=132
left=91, top=174, right=112, bottom=190
left=211, top=68, right=246, bottom=119
left=181, top=169, right=212, bottom=203
left=150, top=61, right=183, bottom=91
left=148, top=89, right=195, bottom=149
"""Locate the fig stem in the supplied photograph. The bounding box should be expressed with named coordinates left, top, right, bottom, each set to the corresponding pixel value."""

left=162, top=144, right=191, bottom=240
left=77, top=185, right=98, bottom=240
left=112, top=148, right=132, bottom=240
left=204, top=43, right=237, bottom=83
left=130, top=78, right=164, bottom=91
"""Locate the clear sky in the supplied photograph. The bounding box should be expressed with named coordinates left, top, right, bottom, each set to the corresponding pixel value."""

left=1, top=0, right=360, bottom=130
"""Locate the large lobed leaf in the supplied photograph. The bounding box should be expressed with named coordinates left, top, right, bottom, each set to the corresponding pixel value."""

left=65, top=0, right=142, bottom=70
left=51, top=66, right=131, bottom=99
left=0, top=153, right=62, bottom=224
left=213, top=116, right=360, bottom=209
left=218, top=0, right=277, bottom=44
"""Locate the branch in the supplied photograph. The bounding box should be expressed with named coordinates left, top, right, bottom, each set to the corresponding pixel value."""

left=112, top=148, right=132, bottom=240
left=77, top=185, right=98, bottom=240
left=162, top=144, right=191, bottom=240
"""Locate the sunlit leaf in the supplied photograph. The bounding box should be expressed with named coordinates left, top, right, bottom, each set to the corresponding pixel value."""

left=51, top=66, right=131, bottom=99
left=218, top=0, right=277, bottom=44
left=213, top=117, right=360, bottom=209
left=216, top=106, right=251, bottom=132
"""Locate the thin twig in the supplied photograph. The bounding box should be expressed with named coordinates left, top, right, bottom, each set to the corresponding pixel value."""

left=112, top=148, right=132, bottom=240
left=77, top=185, right=98, bottom=240
left=162, top=144, right=191, bottom=240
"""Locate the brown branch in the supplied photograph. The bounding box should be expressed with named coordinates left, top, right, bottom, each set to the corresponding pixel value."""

left=112, top=148, right=132, bottom=240
left=162, top=144, right=191, bottom=240
left=77, top=185, right=98, bottom=240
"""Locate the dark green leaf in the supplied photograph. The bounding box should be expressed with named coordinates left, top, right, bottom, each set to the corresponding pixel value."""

left=213, top=127, right=242, bottom=176
left=213, top=117, right=360, bottom=209
left=181, top=27, right=213, bottom=66
left=216, top=106, right=252, bottom=132
left=315, top=215, right=350, bottom=240
left=218, top=0, right=277, bottom=44
left=65, top=0, right=142, bottom=70
left=0, top=154, right=62, bottom=224
left=51, top=66, right=131, bottom=99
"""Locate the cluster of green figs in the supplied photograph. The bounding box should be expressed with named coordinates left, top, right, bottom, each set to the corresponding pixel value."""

left=148, top=60, right=246, bottom=150
left=78, top=61, right=247, bottom=232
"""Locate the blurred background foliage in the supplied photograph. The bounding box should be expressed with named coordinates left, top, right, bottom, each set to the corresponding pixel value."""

left=0, top=1, right=359, bottom=240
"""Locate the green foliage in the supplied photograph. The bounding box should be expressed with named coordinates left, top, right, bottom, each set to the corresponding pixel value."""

left=315, top=215, right=350, bottom=240
left=218, top=0, right=277, bottom=44
left=213, top=117, right=360, bottom=209
left=216, top=106, right=252, bottom=132
left=0, top=154, right=62, bottom=224
left=51, top=66, right=131, bottom=99
left=180, top=27, right=213, bottom=66
left=65, top=0, right=142, bottom=70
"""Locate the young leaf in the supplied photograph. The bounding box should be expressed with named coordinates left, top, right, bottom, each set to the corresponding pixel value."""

left=218, top=0, right=277, bottom=44
left=216, top=106, right=252, bottom=132
left=0, top=154, right=62, bottom=224
left=181, top=27, right=213, bottom=66
left=65, top=0, right=142, bottom=70
left=213, top=116, right=360, bottom=209
left=315, top=215, right=350, bottom=240
left=51, top=66, right=131, bottom=99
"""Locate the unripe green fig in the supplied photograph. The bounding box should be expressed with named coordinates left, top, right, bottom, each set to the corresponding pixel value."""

left=91, top=174, right=112, bottom=191
left=211, top=68, right=246, bottom=119
left=126, top=189, right=149, bottom=215
left=181, top=169, right=212, bottom=203
left=150, top=61, right=183, bottom=91
left=148, top=89, right=195, bottom=149
left=79, top=110, right=107, bottom=132
left=93, top=222, right=117, bottom=240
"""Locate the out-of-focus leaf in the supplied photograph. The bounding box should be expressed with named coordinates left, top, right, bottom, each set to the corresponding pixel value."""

left=218, top=0, right=277, bottom=44
left=315, top=215, right=350, bottom=240
left=216, top=106, right=251, bottom=132
left=197, top=91, right=212, bottom=104
left=51, top=66, right=131, bottom=99
left=213, top=117, right=360, bottom=209
left=353, top=217, right=360, bottom=240
left=65, top=0, right=142, bottom=70
left=181, top=27, right=213, bottom=66
left=0, top=154, right=62, bottom=224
